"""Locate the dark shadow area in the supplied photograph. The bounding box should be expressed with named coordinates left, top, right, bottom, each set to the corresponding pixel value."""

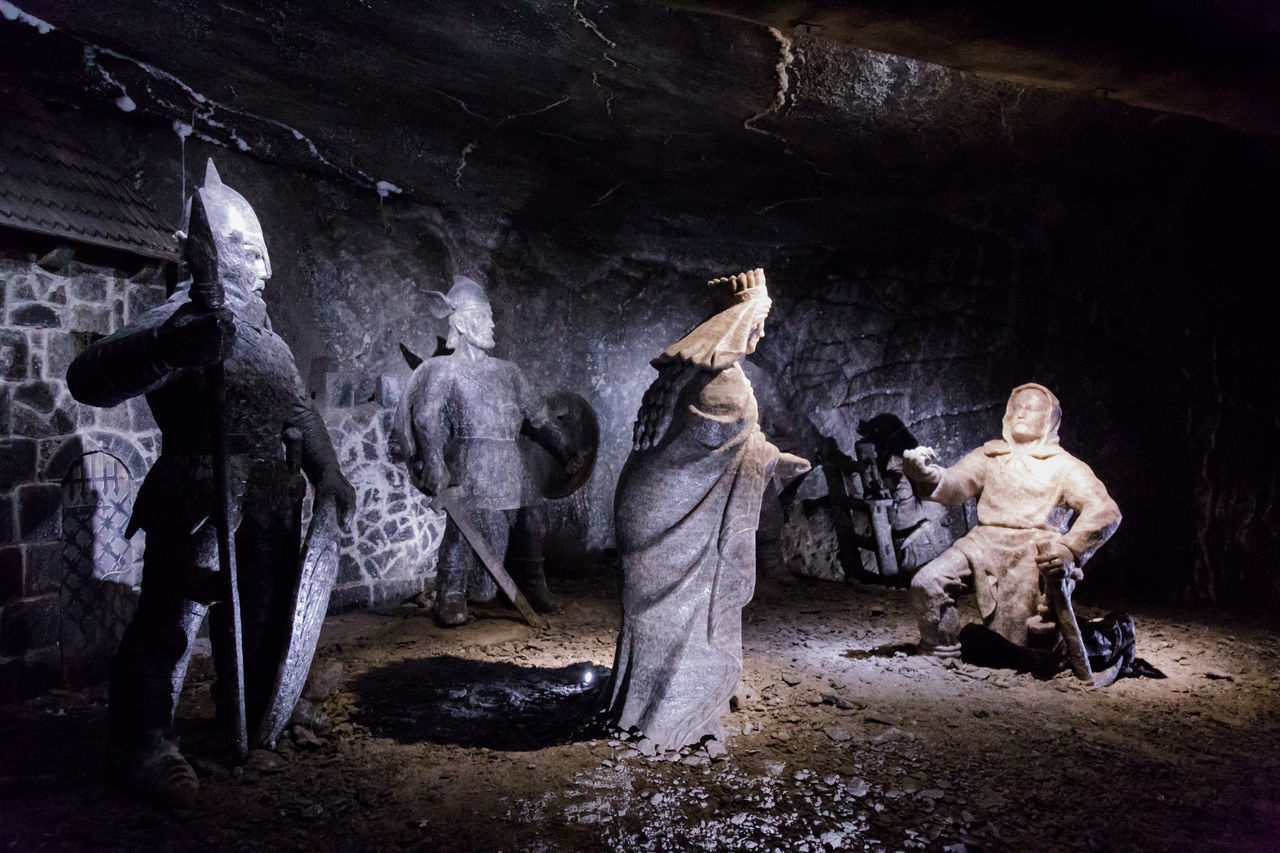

left=843, top=642, right=921, bottom=660
left=958, top=616, right=1166, bottom=681
left=0, top=696, right=108, bottom=801
left=844, top=618, right=1165, bottom=681
left=349, top=656, right=611, bottom=750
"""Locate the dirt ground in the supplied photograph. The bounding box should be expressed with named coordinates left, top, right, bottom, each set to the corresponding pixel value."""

left=2, top=566, right=1279, bottom=852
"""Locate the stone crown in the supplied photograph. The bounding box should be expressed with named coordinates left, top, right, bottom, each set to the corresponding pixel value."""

left=707, top=269, right=766, bottom=309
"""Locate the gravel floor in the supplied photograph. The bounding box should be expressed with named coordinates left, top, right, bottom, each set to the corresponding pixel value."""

left=2, top=566, right=1278, bottom=851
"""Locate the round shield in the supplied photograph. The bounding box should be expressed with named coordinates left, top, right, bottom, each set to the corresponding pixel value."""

left=520, top=391, right=599, bottom=499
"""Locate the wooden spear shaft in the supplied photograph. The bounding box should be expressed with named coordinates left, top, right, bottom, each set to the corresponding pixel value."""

left=206, top=356, right=249, bottom=761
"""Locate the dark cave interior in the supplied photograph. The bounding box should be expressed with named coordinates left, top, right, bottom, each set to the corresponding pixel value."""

left=0, top=2, right=1277, bottom=850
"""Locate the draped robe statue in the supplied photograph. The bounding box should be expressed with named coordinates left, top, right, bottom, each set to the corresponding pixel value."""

left=607, top=269, right=809, bottom=752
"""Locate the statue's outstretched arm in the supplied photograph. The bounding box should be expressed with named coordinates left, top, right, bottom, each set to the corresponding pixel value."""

left=904, top=446, right=987, bottom=506
left=67, top=302, right=233, bottom=408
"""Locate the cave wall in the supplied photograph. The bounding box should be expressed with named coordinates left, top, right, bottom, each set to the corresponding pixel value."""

left=86, top=100, right=1280, bottom=619
left=738, top=170, right=1280, bottom=609
left=0, top=0, right=1275, bottom=643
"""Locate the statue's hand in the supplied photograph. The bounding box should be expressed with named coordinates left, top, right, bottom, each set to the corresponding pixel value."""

left=317, top=468, right=356, bottom=528
left=739, top=268, right=766, bottom=292
left=775, top=452, right=811, bottom=481
left=902, top=446, right=941, bottom=483
left=428, top=484, right=467, bottom=513
left=1035, top=540, right=1081, bottom=581
left=157, top=304, right=235, bottom=368
left=411, top=455, right=451, bottom=496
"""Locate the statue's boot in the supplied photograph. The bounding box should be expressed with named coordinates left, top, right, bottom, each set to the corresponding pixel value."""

left=468, top=562, right=498, bottom=603
left=509, top=557, right=559, bottom=613
left=434, top=561, right=469, bottom=627
left=108, top=730, right=199, bottom=809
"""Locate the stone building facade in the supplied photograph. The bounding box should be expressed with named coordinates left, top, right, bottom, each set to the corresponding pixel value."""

left=0, top=248, right=164, bottom=699
left=318, top=375, right=445, bottom=611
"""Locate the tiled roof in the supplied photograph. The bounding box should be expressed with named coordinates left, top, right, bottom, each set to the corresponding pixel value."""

left=0, top=97, right=179, bottom=261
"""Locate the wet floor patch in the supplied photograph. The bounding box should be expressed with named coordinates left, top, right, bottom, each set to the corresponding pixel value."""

left=349, top=655, right=611, bottom=749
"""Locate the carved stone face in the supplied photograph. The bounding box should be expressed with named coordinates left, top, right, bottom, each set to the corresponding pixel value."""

left=454, top=304, right=496, bottom=350
left=1007, top=387, right=1053, bottom=444
left=240, top=233, right=270, bottom=295
left=209, top=229, right=270, bottom=297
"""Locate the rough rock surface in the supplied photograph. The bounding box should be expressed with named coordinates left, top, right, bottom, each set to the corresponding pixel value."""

left=0, top=0, right=1276, bottom=611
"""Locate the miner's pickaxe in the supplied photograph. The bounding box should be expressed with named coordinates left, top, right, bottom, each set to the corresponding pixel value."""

left=186, top=196, right=249, bottom=760
left=1037, top=540, right=1123, bottom=689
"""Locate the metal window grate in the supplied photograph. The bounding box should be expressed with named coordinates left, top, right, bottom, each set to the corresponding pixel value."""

left=59, top=451, right=141, bottom=684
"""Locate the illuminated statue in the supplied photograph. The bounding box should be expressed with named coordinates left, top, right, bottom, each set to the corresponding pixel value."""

left=902, top=383, right=1120, bottom=658
left=68, top=160, right=354, bottom=806
left=607, top=269, right=810, bottom=753
left=393, top=276, right=596, bottom=627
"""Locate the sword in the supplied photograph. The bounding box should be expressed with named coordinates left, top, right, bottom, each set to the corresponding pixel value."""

left=431, top=488, right=549, bottom=630
left=1036, top=539, right=1122, bottom=688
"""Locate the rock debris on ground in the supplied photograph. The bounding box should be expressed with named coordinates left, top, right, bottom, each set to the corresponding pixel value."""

left=1, top=567, right=1278, bottom=851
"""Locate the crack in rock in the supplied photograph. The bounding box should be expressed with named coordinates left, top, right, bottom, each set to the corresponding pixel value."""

left=742, top=27, right=833, bottom=184
left=434, top=88, right=491, bottom=123
left=495, top=95, right=572, bottom=129
left=754, top=196, right=823, bottom=214
left=454, top=96, right=571, bottom=188
left=592, top=181, right=629, bottom=207
left=575, top=0, right=620, bottom=119
left=455, top=141, right=476, bottom=188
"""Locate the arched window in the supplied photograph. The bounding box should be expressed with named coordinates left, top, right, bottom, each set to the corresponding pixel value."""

left=59, top=450, right=141, bottom=683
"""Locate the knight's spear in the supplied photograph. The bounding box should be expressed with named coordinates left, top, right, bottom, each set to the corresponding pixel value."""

left=186, top=197, right=249, bottom=761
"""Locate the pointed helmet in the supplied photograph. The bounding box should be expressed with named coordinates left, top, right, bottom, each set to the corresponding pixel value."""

left=184, top=159, right=272, bottom=278
left=425, top=275, right=491, bottom=318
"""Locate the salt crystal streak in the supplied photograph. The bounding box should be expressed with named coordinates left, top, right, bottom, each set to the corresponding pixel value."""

left=0, top=1, right=55, bottom=34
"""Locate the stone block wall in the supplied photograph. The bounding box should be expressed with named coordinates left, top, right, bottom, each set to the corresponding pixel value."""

left=0, top=247, right=163, bottom=700
left=320, top=380, right=445, bottom=611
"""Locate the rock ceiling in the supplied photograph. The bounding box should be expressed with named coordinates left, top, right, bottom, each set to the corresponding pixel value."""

left=679, top=0, right=1280, bottom=137
left=2, top=1, right=1277, bottom=243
